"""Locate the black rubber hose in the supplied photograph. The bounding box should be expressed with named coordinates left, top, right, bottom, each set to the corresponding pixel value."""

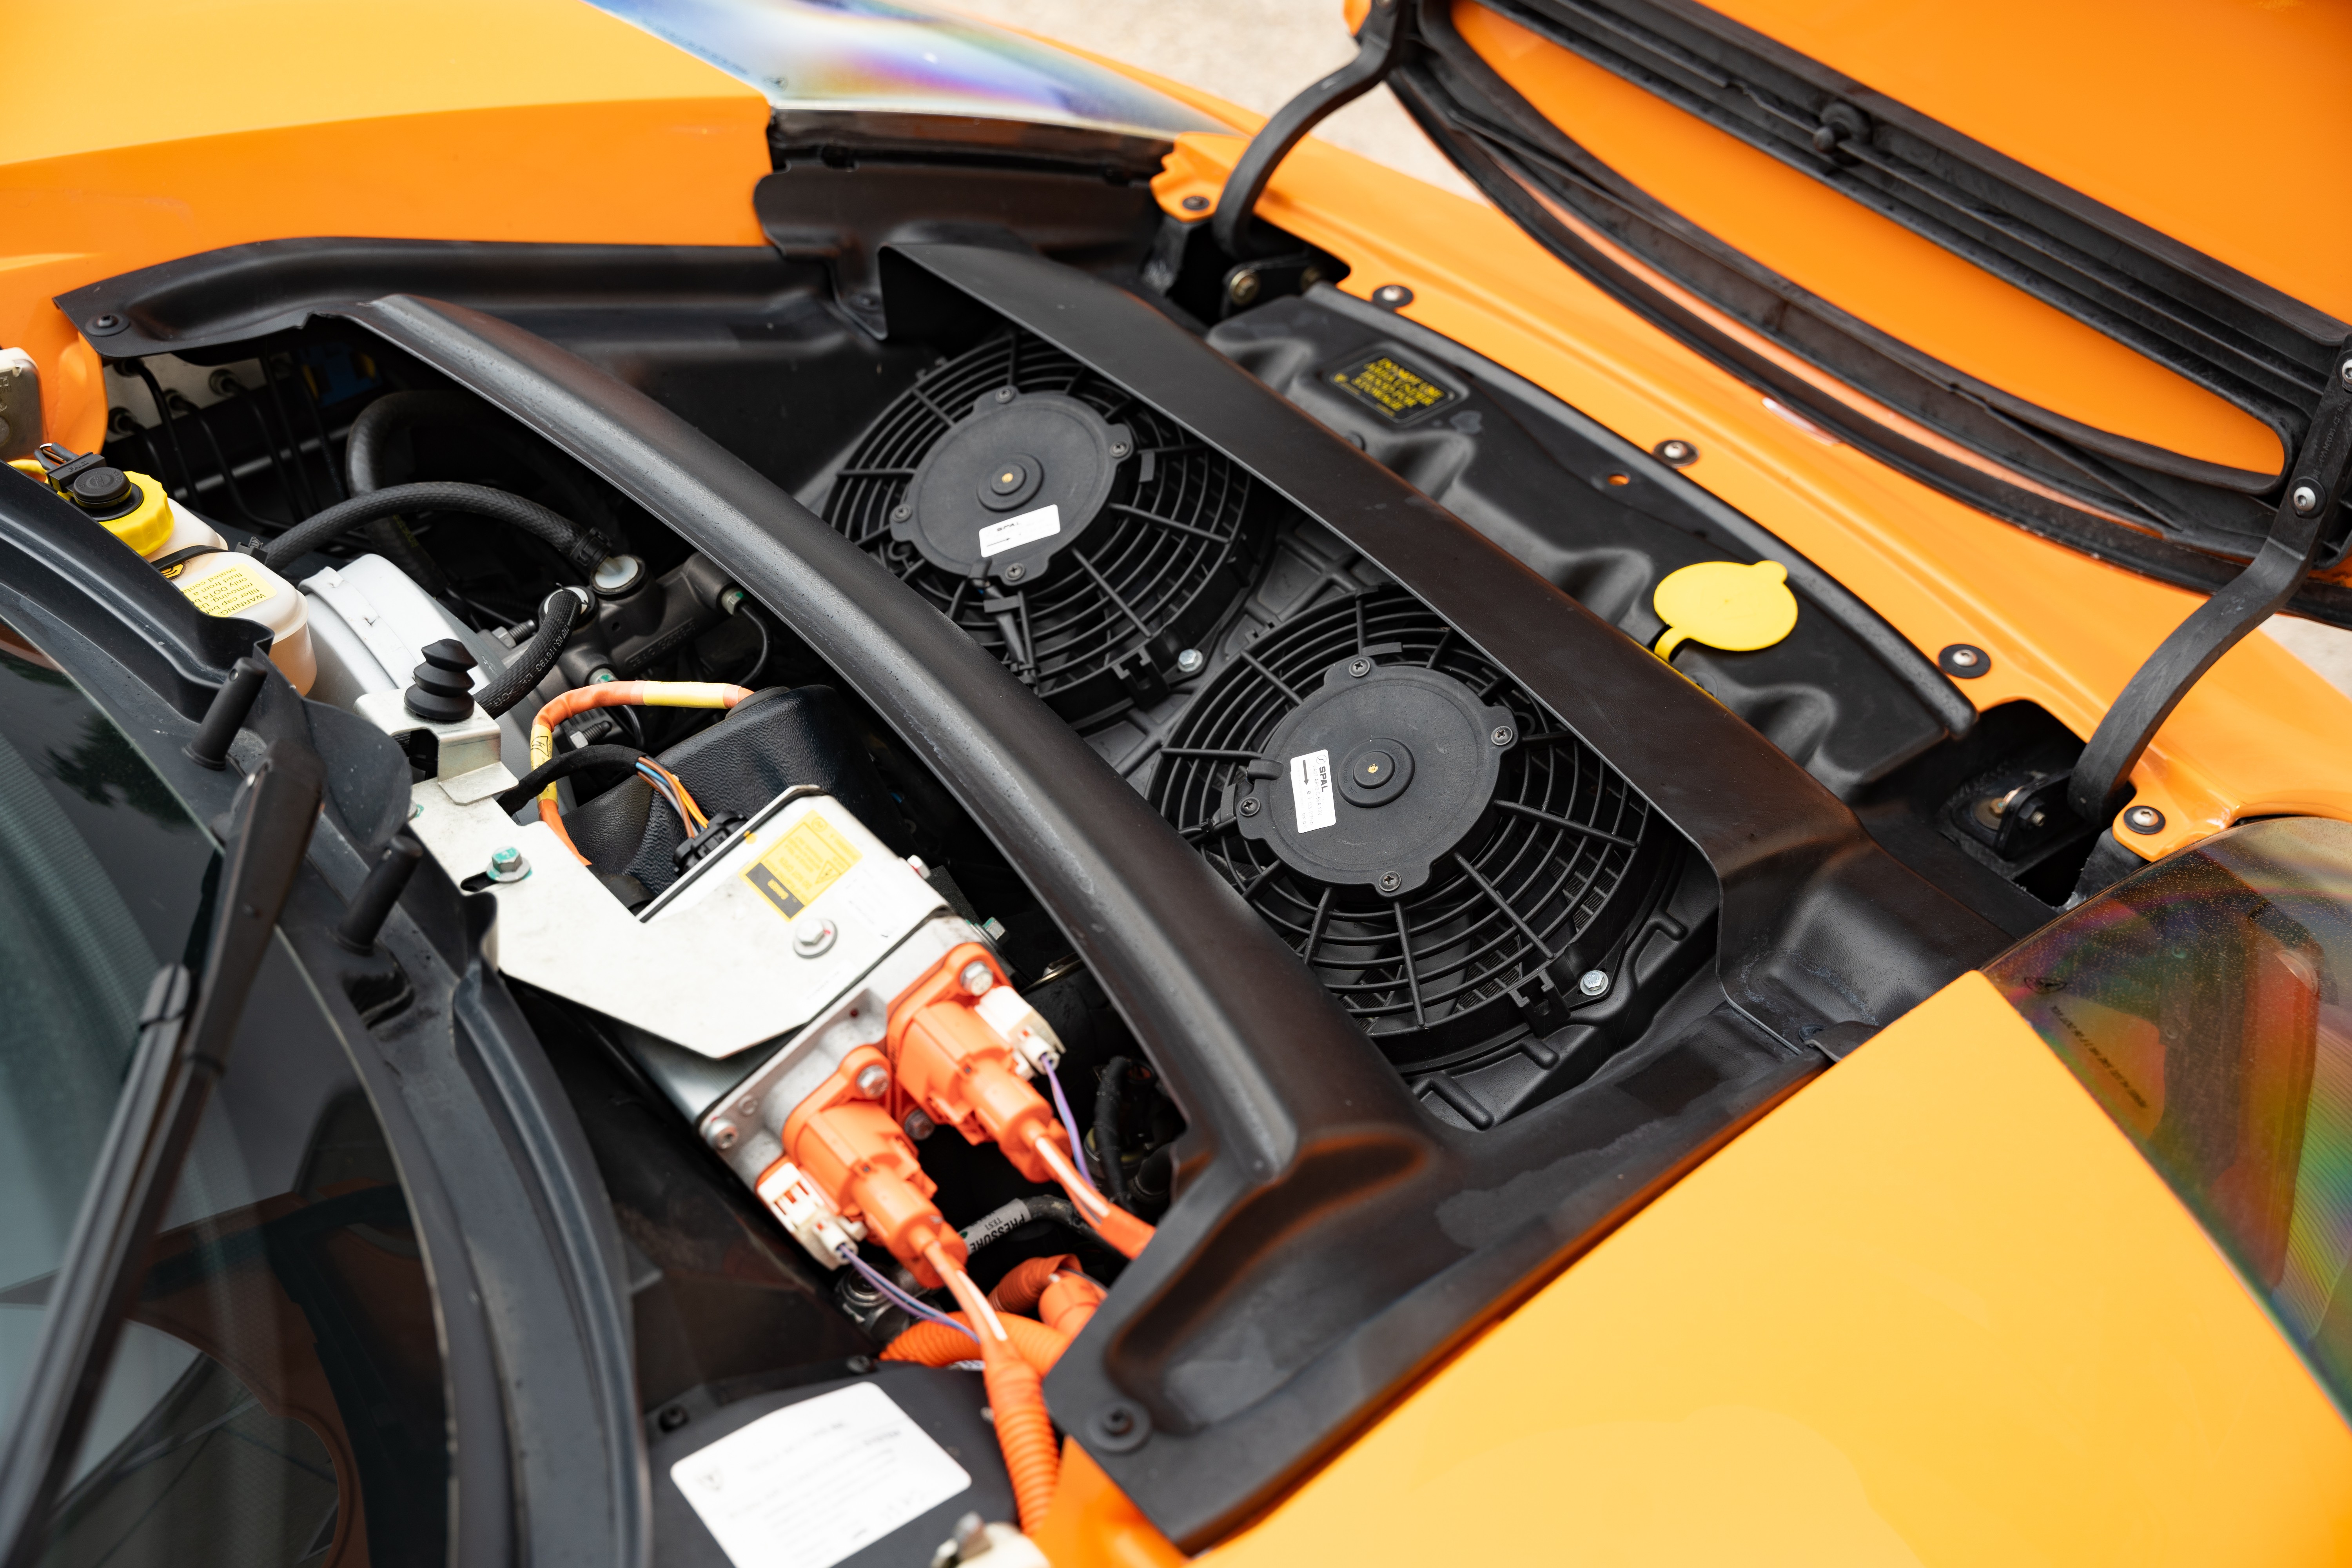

left=494, top=743, right=648, bottom=817
left=1094, top=1057, right=1131, bottom=1206
left=342, top=392, right=463, bottom=593
left=476, top=589, right=584, bottom=718
left=349, top=388, right=615, bottom=544
left=251, top=482, right=612, bottom=579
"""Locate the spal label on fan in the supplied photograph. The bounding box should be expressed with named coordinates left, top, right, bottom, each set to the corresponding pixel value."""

left=1290, top=749, right=1336, bottom=833
left=977, top=503, right=1062, bottom=557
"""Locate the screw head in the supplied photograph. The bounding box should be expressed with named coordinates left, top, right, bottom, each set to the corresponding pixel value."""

left=2123, top=805, right=2167, bottom=835
left=657, top=1404, right=690, bottom=1432
left=1227, top=270, right=1262, bottom=307
left=710, top=1122, right=739, bottom=1150
left=891, top=503, right=911, bottom=522
left=487, top=846, right=529, bottom=883
left=2340, top=359, right=2352, bottom=388
left=1491, top=725, right=1514, bottom=746
left=1378, top=872, right=1401, bottom=892
left=1175, top=648, right=1205, bottom=675
left=1348, top=657, right=1372, bottom=678
left=1937, top=643, right=1992, bottom=679
left=1578, top=969, right=1610, bottom=998
left=902, top=1108, right=937, bottom=1141
left=1238, top=796, right=1261, bottom=817
left=1110, top=441, right=1131, bottom=458
left=1003, top=563, right=1025, bottom=583
left=995, top=386, right=1017, bottom=403
left=85, top=312, right=125, bottom=336
left=737, top=1095, right=759, bottom=1117
left=853, top=1062, right=891, bottom=1099
left=1091, top=1399, right=1151, bottom=1451
left=2294, top=483, right=2321, bottom=515
left=1180, top=194, right=1209, bottom=212
left=1654, top=439, right=1698, bottom=467
left=1373, top=284, right=1414, bottom=308
left=792, top=915, right=838, bottom=957
left=960, top=959, right=995, bottom=996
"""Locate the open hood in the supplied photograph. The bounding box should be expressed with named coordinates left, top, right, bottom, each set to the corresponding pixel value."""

left=1379, top=0, right=2352, bottom=623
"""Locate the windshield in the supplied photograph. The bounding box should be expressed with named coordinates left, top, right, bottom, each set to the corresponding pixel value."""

left=0, top=618, right=448, bottom=1565
left=1987, top=817, right=2352, bottom=1415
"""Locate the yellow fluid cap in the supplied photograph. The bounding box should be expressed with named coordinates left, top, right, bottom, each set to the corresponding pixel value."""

left=1652, top=559, right=1798, bottom=661
left=98, top=471, right=174, bottom=559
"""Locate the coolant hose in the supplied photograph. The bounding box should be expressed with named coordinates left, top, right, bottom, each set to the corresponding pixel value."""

left=880, top=1312, right=1069, bottom=1374
left=252, top=481, right=613, bottom=580
left=475, top=589, right=584, bottom=717
left=933, top=1245, right=1060, bottom=1532
left=494, top=743, right=647, bottom=816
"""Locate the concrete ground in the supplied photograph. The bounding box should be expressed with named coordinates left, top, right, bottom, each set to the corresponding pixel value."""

left=945, top=0, right=2352, bottom=699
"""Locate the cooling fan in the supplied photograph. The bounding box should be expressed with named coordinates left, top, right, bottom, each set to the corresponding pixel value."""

left=1151, top=589, right=1661, bottom=1065
left=826, top=332, right=1272, bottom=718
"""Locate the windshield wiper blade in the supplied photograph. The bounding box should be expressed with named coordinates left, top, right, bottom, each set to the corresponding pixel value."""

left=0, top=737, right=323, bottom=1568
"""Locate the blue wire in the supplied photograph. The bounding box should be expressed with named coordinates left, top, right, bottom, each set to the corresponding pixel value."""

left=1044, top=1063, right=1103, bottom=1197
left=840, top=1247, right=976, bottom=1342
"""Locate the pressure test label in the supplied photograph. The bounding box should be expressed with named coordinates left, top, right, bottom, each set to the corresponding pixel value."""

left=670, top=1382, right=970, bottom=1568
left=977, top=503, right=1061, bottom=557
left=1290, top=749, right=1336, bottom=833
left=744, top=814, right=861, bottom=920
left=1328, top=352, right=1459, bottom=425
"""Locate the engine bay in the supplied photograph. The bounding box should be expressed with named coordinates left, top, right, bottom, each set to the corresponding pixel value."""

left=38, top=186, right=2033, bottom=1546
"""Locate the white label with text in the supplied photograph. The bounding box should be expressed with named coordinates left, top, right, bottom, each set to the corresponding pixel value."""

left=1289, top=749, right=1336, bottom=833
left=976, top=503, right=1061, bottom=558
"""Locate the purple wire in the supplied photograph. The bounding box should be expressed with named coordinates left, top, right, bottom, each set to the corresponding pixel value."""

left=840, top=1247, right=976, bottom=1342
left=1044, top=1064, right=1102, bottom=1196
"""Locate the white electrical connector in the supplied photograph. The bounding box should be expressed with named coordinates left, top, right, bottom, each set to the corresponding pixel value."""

left=974, top=986, right=1062, bottom=1076
left=756, top=1160, right=867, bottom=1268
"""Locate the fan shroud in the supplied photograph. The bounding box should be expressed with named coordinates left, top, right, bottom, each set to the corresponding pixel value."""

left=1150, top=588, right=1660, bottom=1066
left=825, top=331, right=1273, bottom=719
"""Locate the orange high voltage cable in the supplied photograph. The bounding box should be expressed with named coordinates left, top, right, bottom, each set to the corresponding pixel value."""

left=527, top=681, right=748, bottom=863
left=928, top=1243, right=1060, bottom=1532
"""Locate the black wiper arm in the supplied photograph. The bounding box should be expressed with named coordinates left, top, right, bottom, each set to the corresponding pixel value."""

left=0, top=738, right=323, bottom=1568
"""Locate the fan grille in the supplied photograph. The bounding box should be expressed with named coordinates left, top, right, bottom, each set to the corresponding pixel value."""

left=1151, top=589, right=1652, bottom=1062
left=826, top=333, right=1264, bottom=706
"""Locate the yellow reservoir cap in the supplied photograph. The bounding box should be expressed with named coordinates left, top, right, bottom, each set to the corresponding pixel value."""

left=6, top=459, right=174, bottom=557
left=1652, top=558, right=1798, bottom=661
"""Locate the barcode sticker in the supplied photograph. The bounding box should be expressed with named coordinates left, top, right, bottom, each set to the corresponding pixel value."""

left=1289, top=749, right=1336, bottom=833
left=976, top=503, right=1061, bottom=558
left=669, top=1383, right=970, bottom=1568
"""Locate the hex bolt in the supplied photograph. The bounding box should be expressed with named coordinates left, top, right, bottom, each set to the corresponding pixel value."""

left=2294, top=483, right=2321, bottom=515
left=186, top=655, right=272, bottom=770
left=960, top=960, right=995, bottom=996
left=1175, top=648, right=1206, bottom=675
left=1379, top=872, right=1401, bottom=892
left=710, top=1122, right=739, bottom=1151
left=1180, top=194, right=1209, bottom=212
left=792, top=915, right=838, bottom=958
left=487, top=846, right=530, bottom=883
left=1492, top=725, right=1514, bottom=746
left=336, top=834, right=424, bottom=954
left=1348, top=658, right=1372, bottom=678
left=2123, top=805, right=2167, bottom=835
left=1238, top=796, right=1261, bottom=817
left=853, top=1062, right=892, bottom=1099
left=903, top=1108, right=937, bottom=1142
left=1578, top=969, right=1610, bottom=998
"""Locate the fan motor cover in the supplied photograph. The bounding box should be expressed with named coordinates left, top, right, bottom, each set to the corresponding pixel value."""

left=895, top=388, right=1132, bottom=586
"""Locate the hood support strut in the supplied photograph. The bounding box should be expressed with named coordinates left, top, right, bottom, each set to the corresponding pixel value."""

left=2070, top=340, right=2352, bottom=867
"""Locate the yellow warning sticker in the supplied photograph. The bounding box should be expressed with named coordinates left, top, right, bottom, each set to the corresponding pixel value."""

left=742, top=813, right=861, bottom=920
left=1329, top=353, right=1458, bottom=424
left=178, top=563, right=270, bottom=618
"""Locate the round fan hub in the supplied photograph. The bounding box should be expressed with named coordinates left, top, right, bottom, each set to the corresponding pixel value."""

left=1235, top=653, right=1515, bottom=894
left=897, top=390, right=1132, bottom=585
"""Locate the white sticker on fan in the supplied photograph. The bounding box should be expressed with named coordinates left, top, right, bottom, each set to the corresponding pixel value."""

left=1289, top=749, right=1336, bottom=833
left=976, top=503, right=1061, bottom=558
left=668, top=1383, right=970, bottom=1568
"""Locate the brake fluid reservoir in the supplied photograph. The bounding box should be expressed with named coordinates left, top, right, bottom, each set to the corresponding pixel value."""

left=11, top=452, right=314, bottom=692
